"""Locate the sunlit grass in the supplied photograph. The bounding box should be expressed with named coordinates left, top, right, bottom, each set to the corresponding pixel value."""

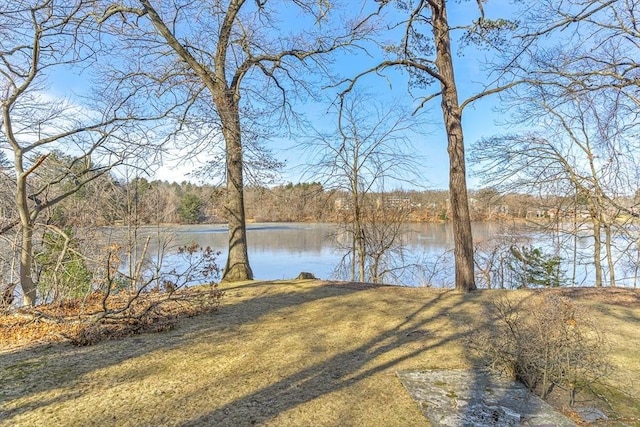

left=1, top=281, right=639, bottom=426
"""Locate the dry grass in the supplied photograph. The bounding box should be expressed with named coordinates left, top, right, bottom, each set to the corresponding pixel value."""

left=0, top=286, right=223, bottom=348
left=1, top=281, right=639, bottom=426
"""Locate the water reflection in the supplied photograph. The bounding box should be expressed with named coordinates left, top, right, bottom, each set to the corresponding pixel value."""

left=106, top=223, right=504, bottom=285
left=102, top=222, right=639, bottom=287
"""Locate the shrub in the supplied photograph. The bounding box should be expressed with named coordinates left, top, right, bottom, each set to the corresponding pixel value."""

left=69, top=284, right=224, bottom=346
left=507, top=246, right=566, bottom=288
left=35, top=227, right=92, bottom=302
left=470, top=293, right=611, bottom=406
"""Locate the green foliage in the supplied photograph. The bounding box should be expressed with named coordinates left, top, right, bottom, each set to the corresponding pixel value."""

left=35, top=227, right=92, bottom=301
left=283, top=182, right=323, bottom=191
left=0, top=150, right=9, bottom=168
left=461, top=18, right=519, bottom=51
left=178, top=193, right=203, bottom=224
left=49, top=206, right=68, bottom=227
left=508, top=246, right=566, bottom=288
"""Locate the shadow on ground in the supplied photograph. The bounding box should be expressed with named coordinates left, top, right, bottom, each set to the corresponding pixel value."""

left=2, top=282, right=638, bottom=426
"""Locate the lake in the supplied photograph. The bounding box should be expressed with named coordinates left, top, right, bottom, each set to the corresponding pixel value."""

left=104, top=222, right=474, bottom=286
left=100, top=221, right=636, bottom=287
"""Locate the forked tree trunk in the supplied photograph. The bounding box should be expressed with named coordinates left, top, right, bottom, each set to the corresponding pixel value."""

left=16, top=170, right=37, bottom=306
left=140, top=0, right=253, bottom=282
left=431, top=0, right=476, bottom=292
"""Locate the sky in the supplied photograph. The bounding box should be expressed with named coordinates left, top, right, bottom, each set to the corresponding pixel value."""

left=258, top=0, right=518, bottom=190
left=43, top=0, right=520, bottom=191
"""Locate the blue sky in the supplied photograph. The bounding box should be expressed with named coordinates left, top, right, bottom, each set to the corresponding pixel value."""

left=44, top=0, right=519, bottom=190
left=264, top=0, right=519, bottom=190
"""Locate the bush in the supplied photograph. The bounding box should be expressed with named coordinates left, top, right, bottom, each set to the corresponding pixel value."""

left=470, top=293, right=611, bottom=406
left=69, top=284, right=224, bottom=346
left=508, top=246, right=566, bottom=288
left=35, top=227, right=93, bottom=302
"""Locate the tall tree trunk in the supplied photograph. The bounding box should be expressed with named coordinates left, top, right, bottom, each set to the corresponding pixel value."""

left=16, top=172, right=36, bottom=306
left=593, top=216, right=603, bottom=287
left=351, top=162, right=365, bottom=282
left=634, top=240, right=640, bottom=288
left=220, top=96, right=253, bottom=281
left=572, top=192, right=578, bottom=285
left=140, top=0, right=253, bottom=282
left=354, top=209, right=366, bottom=282
left=357, top=231, right=366, bottom=281
left=431, top=0, right=476, bottom=292
left=19, top=223, right=36, bottom=306
left=604, top=221, right=615, bottom=287
left=371, top=255, right=380, bottom=283
left=350, top=232, right=356, bottom=281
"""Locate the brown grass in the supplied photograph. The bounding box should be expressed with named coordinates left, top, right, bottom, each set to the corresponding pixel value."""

left=0, top=286, right=223, bottom=348
left=1, top=281, right=639, bottom=426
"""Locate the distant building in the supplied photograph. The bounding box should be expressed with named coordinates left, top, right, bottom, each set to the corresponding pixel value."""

left=526, top=209, right=547, bottom=219
left=381, top=196, right=411, bottom=209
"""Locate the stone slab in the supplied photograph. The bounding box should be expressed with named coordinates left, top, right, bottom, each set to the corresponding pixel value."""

left=397, top=369, right=577, bottom=427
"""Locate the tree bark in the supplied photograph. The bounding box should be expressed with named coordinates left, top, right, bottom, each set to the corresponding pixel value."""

left=592, top=216, right=603, bottom=287
left=219, top=93, right=253, bottom=281
left=19, top=224, right=36, bottom=306
left=430, top=0, right=476, bottom=292
left=604, top=220, right=615, bottom=287
left=16, top=168, right=36, bottom=306
left=349, top=149, right=365, bottom=282
left=354, top=197, right=366, bottom=282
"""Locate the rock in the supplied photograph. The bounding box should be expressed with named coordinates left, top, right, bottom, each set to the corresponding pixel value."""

left=574, top=407, right=608, bottom=423
left=397, top=370, right=577, bottom=427
left=295, top=272, right=316, bottom=280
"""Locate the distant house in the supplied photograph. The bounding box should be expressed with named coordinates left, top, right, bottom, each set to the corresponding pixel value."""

left=381, top=196, right=411, bottom=209
left=526, top=209, right=547, bottom=219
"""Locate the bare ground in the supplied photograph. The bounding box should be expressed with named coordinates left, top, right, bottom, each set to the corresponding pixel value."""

left=1, top=281, right=639, bottom=426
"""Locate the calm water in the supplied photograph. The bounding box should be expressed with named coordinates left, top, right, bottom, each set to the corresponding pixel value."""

left=98, top=222, right=640, bottom=287
left=108, top=222, right=511, bottom=286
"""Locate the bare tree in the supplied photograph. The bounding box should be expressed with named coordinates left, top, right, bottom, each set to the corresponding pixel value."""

left=362, top=199, right=414, bottom=283
left=340, top=0, right=524, bottom=292
left=471, top=85, right=640, bottom=287
left=97, top=0, right=377, bottom=282
left=511, top=0, right=639, bottom=101
left=303, top=91, right=422, bottom=282
left=470, top=0, right=640, bottom=288
left=0, top=1, right=156, bottom=305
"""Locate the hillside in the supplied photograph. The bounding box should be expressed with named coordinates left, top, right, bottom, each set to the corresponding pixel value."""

left=1, top=281, right=639, bottom=426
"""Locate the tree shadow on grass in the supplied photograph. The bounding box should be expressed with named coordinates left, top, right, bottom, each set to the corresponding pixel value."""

left=0, top=280, right=489, bottom=426
left=179, top=285, right=480, bottom=426
left=0, top=281, right=392, bottom=423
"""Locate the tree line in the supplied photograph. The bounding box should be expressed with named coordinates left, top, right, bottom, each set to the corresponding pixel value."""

left=3, top=167, right=618, bottom=228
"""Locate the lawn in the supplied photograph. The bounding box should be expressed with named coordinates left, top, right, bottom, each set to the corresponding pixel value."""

left=1, top=280, right=639, bottom=426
